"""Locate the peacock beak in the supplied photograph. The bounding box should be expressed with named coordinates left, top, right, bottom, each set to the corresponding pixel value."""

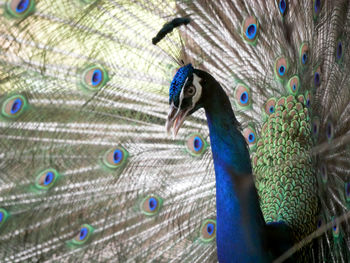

left=166, top=103, right=191, bottom=138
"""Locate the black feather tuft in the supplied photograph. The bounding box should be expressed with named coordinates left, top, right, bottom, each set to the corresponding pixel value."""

left=152, top=17, right=190, bottom=45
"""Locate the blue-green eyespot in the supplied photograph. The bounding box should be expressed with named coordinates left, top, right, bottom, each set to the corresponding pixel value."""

left=0, top=208, right=9, bottom=228
left=242, top=16, right=259, bottom=45
left=35, top=169, right=60, bottom=190
left=69, top=224, right=95, bottom=246
left=1, top=94, right=28, bottom=119
left=200, top=219, right=216, bottom=242
left=102, top=147, right=129, bottom=169
left=5, top=0, right=35, bottom=19
left=185, top=133, right=207, bottom=157
left=80, top=65, right=109, bottom=92
left=140, top=195, right=163, bottom=216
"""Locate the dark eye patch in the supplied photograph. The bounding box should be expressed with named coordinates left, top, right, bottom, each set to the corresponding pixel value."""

left=180, top=97, right=193, bottom=109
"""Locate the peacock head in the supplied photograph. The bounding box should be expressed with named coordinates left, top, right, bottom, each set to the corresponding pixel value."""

left=166, top=64, right=204, bottom=137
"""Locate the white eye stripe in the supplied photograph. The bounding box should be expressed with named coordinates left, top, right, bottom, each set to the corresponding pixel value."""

left=191, top=73, right=202, bottom=105
left=178, top=77, right=188, bottom=109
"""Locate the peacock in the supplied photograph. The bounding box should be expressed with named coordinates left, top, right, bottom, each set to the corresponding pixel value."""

left=0, top=0, right=349, bottom=262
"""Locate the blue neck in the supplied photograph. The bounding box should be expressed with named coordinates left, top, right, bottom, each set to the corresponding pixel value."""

left=203, top=81, right=268, bottom=262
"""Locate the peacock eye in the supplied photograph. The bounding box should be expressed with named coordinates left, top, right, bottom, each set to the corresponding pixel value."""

left=305, top=91, right=311, bottom=108
left=313, top=0, right=322, bottom=18
left=0, top=208, right=9, bottom=228
left=336, top=41, right=342, bottom=60
left=345, top=182, right=350, bottom=202
left=6, top=0, right=35, bottom=18
left=312, top=116, right=320, bottom=140
left=185, top=133, right=207, bottom=157
left=35, top=169, right=60, bottom=190
left=326, top=120, right=334, bottom=142
left=243, top=126, right=257, bottom=150
left=234, top=83, right=252, bottom=109
left=185, top=86, right=196, bottom=97
left=80, top=65, right=109, bottom=92
left=336, top=39, right=344, bottom=63
left=277, top=0, right=288, bottom=16
left=274, top=56, right=289, bottom=80
left=1, top=95, right=27, bottom=119
left=242, top=16, right=259, bottom=44
left=299, top=42, right=309, bottom=66
left=140, top=195, right=163, bottom=216
left=332, top=217, right=339, bottom=238
left=286, top=75, right=300, bottom=95
left=314, top=66, right=321, bottom=87
left=200, top=219, right=216, bottom=242
left=264, top=98, right=277, bottom=116
left=317, top=216, right=323, bottom=228
left=69, top=224, right=95, bottom=246
left=102, top=147, right=129, bottom=169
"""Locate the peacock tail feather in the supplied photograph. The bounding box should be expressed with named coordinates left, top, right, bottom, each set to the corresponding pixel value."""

left=0, top=0, right=349, bottom=262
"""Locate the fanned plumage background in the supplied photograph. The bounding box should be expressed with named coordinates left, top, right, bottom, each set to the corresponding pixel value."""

left=0, top=0, right=349, bottom=262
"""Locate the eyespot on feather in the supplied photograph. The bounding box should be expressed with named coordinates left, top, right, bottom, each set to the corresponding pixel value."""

left=243, top=125, right=257, bottom=150
left=312, top=116, right=320, bottom=140
left=0, top=208, right=9, bottom=228
left=185, top=133, right=207, bottom=156
left=35, top=169, right=60, bottom=190
left=336, top=39, right=344, bottom=63
left=299, top=42, right=309, bottom=66
left=316, top=216, right=323, bottom=229
left=234, top=83, right=252, bottom=109
left=6, top=0, right=35, bottom=18
left=331, top=217, right=339, bottom=238
left=1, top=94, right=27, bottom=119
left=274, top=57, right=289, bottom=80
left=286, top=75, right=300, bottom=95
left=70, top=224, right=95, bottom=246
left=242, top=16, right=259, bottom=44
left=264, top=98, right=277, bottom=116
left=314, top=66, right=321, bottom=87
left=305, top=91, right=311, bottom=108
left=80, top=65, right=109, bottom=92
left=200, top=219, right=216, bottom=242
left=140, top=195, right=163, bottom=216
left=276, top=0, right=287, bottom=16
left=326, top=119, right=334, bottom=142
left=345, top=182, right=350, bottom=202
left=313, top=0, right=322, bottom=19
left=102, top=147, right=128, bottom=169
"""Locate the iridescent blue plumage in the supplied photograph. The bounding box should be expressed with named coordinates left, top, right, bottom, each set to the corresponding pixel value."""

left=169, top=64, right=193, bottom=105
left=205, top=94, right=266, bottom=262
left=168, top=68, right=270, bottom=262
